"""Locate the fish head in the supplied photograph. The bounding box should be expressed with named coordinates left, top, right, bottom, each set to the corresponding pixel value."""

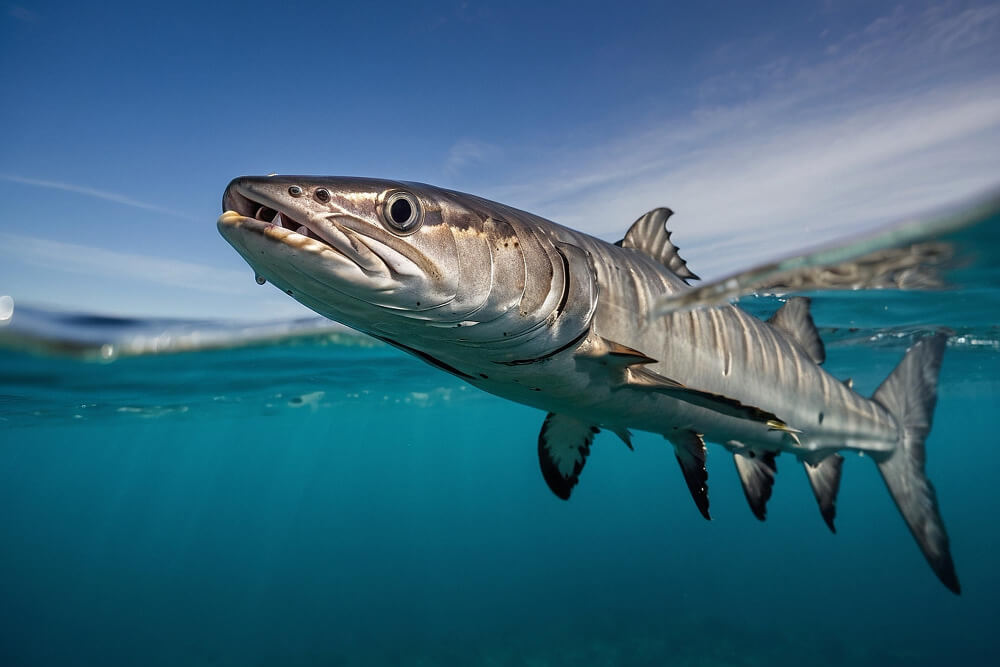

left=218, top=176, right=522, bottom=338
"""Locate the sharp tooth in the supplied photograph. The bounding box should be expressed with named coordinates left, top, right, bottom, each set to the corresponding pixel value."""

left=296, top=225, right=309, bottom=236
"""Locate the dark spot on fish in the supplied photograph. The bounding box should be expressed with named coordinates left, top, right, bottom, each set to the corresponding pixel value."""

left=748, top=451, right=757, bottom=459
left=285, top=290, right=293, bottom=296
left=818, top=412, right=824, bottom=424
left=531, top=387, right=541, bottom=391
left=416, top=301, right=421, bottom=306
left=290, top=397, right=303, bottom=405
left=479, top=373, right=488, bottom=379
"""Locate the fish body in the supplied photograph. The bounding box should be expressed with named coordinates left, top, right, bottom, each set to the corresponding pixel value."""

left=218, top=176, right=958, bottom=593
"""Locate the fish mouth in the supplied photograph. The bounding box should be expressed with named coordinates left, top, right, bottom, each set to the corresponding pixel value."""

left=219, top=179, right=435, bottom=284
left=218, top=180, right=411, bottom=301
left=220, top=183, right=344, bottom=254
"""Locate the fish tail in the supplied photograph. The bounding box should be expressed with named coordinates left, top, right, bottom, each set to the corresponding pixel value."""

left=871, top=333, right=959, bottom=594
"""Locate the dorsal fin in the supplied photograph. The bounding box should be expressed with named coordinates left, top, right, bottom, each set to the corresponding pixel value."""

left=767, top=297, right=825, bottom=365
left=618, top=208, right=700, bottom=283
left=734, top=450, right=778, bottom=521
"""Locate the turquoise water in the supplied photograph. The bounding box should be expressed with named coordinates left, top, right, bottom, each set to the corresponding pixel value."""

left=2, top=210, right=999, bottom=665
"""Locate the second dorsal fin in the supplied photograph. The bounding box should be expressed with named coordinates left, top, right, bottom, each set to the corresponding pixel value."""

left=767, top=297, right=825, bottom=365
left=618, top=208, right=700, bottom=283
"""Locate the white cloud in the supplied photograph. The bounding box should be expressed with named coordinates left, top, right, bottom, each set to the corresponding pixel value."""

left=8, top=5, right=38, bottom=22
left=477, top=3, right=1000, bottom=279
left=0, top=174, right=198, bottom=220
left=0, top=232, right=252, bottom=295
left=444, top=139, right=502, bottom=176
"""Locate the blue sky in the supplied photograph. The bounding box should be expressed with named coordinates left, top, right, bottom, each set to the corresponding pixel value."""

left=1, top=0, right=998, bottom=319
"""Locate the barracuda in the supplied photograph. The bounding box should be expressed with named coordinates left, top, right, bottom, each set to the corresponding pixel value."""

left=218, top=175, right=959, bottom=593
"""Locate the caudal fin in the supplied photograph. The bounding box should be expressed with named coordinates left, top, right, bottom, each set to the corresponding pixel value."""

left=872, top=333, right=960, bottom=594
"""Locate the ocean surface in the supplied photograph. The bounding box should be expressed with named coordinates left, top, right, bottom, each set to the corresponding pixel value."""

left=2, top=197, right=999, bottom=666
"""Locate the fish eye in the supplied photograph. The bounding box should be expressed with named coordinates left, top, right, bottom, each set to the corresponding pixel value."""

left=382, top=191, right=422, bottom=233
left=288, top=185, right=303, bottom=197
left=314, top=188, right=331, bottom=203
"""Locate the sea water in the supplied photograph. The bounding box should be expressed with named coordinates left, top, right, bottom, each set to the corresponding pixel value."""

left=1, top=209, right=998, bottom=666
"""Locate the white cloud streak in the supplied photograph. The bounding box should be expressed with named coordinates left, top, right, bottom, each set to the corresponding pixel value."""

left=0, top=233, right=253, bottom=295
left=8, top=5, right=38, bottom=22
left=0, top=174, right=198, bottom=220
left=444, top=139, right=502, bottom=176
left=478, top=3, right=1000, bottom=279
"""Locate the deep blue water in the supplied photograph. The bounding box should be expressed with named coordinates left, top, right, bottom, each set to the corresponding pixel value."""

left=2, top=202, right=999, bottom=666
left=2, top=300, right=998, bottom=667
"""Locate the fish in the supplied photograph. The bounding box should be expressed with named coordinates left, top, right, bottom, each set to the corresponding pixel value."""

left=218, top=175, right=959, bottom=594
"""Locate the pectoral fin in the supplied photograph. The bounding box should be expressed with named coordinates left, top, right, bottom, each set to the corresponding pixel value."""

left=734, top=450, right=779, bottom=521
left=576, top=335, right=787, bottom=428
left=537, top=413, right=600, bottom=500
left=629, top=366, right=784, bottom=426
left=574, top=334, right=657, bottom=368
left=669, top=431, right=710, bottom=520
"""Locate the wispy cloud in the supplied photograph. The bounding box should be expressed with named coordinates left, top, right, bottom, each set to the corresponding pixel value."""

left=7, top=4, right=38, bottom=22
left=444, top=139, right=502, bottom=176
left=0, top=233, right=252, bottom=295
left=0, top=174, right=198, bottom=220
left=479, top=3, right=1000, bottom=278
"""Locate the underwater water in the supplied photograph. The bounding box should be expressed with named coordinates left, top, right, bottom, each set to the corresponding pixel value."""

left=2, top=204, right=999, bottom=666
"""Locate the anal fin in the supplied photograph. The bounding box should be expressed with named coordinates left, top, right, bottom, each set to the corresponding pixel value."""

left=537, top=413, right=600, bottom=500
left=669, top=431, right=710, bottom=520
left=804, top=455, right=844, bottom=533
left=734, top=450, right=779, bottom=521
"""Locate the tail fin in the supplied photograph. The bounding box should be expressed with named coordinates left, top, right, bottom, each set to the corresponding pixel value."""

left=872, top=333, right=960, bottom=594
